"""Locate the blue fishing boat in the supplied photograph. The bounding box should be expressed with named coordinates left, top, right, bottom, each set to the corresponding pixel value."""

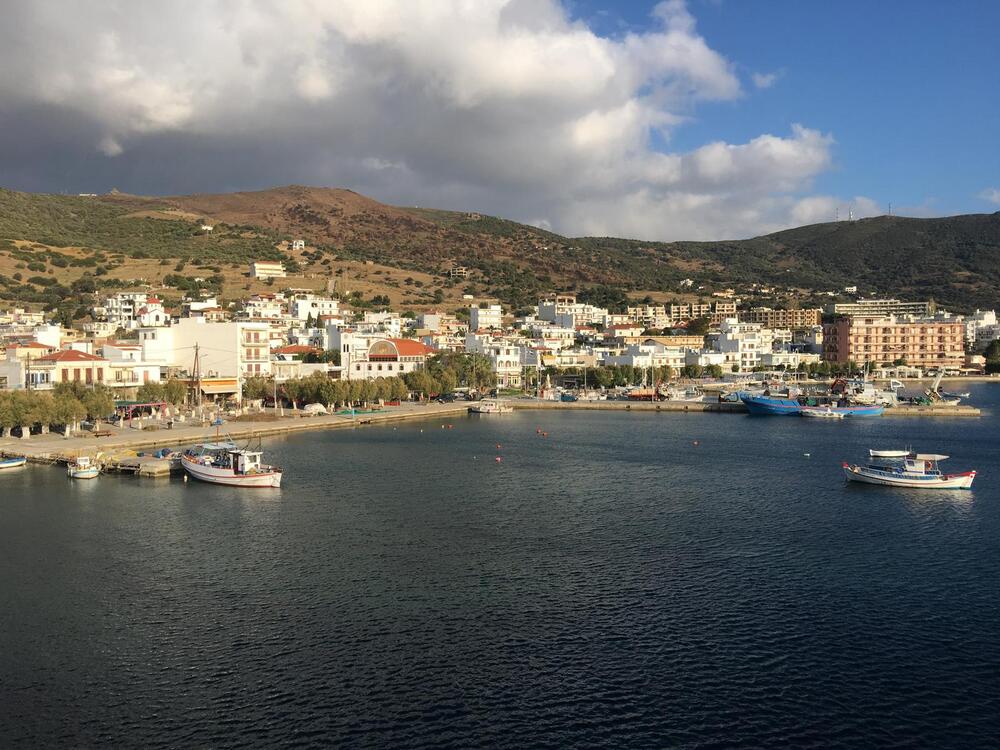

left=738, top=392, right=883, bottom=417
left=0, top=456, right=27, bottom=470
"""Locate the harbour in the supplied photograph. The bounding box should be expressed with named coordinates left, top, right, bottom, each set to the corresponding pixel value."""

left=3, top=384, right=999, bottom=748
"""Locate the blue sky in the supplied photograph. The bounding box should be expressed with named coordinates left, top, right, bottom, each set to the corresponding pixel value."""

left=571, top=0, right=1000, bottom=216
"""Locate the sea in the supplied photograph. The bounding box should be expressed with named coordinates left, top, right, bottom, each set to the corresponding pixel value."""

left=3, top=384, right=1000, bottom=748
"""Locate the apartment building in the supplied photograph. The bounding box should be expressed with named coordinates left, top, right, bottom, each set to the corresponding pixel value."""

left=822, top=315, right=964, bottom=369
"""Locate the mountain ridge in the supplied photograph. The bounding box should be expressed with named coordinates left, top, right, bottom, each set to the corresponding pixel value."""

left=1, top=185, right=999, bottom=312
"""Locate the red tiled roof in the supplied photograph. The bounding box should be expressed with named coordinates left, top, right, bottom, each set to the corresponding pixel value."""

left=36, top=349, right=106, bottom=363
left=274, top=344, right=319, bottom=355
left=388, top=338, right=435, bottom=356
left=8, top=342, right=53, bottom=349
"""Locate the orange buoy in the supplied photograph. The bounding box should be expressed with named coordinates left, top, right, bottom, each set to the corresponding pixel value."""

left=496, top=443, right=502, bottom=449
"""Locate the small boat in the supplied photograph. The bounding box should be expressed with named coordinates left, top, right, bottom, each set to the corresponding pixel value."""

left=182, top=443, right=282, bottom=488
left=468, top=398, right=513, bottom=414
left=843, top=453, right=976, bottom=489
left=67, top=456, right=100, bottom=479
left=800, top=406, right=845, bottom=419
left=0, top=456, right=27, bottom=470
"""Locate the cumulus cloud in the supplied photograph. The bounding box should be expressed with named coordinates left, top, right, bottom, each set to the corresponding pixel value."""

left=0, top=0, right=848, bottom=240
left=979, top=187, right=1000, bottom=206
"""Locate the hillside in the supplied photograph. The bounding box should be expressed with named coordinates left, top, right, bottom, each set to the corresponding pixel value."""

left=0, top=186, right=998, bottom=322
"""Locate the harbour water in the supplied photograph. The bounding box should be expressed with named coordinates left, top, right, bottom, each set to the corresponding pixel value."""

left=3, top=385, right=1000, bottom=748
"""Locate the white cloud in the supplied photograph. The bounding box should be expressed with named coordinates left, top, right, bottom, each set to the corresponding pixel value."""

left=979, top=187, right=1000, bottom=206
left=0, top=0, right=852, bottom=240
left=751, top=71, right=780, bottom=89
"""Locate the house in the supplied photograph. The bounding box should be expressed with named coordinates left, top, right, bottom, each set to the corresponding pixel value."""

left=250, top=261, right=287, bottom=279
left=348, top=338, right=435, bottom=380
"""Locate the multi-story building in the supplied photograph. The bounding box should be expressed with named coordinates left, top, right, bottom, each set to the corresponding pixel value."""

left=290, top=294, right=340, bottom=322
left=712, top=318, right=771, bottom=372
left=741, top=307, right=822, bottom=329
left=94, top=292, right=152, bottom=330
left=239, top=294, right=287, bottom=321
left=470, top=304, right=503, bottom=331
left=963, top=309, right=998, bottom=350
left=822, top=315, right=964, bottom=370
left=250, top=261, right=286, bottom=279
left=168, top=318, right=273, bottom=378
left=829, top=298, right=932, bottom=317
left=537, top=294, right=609, bottom=328
left=348, top=338, right=435, bottom=380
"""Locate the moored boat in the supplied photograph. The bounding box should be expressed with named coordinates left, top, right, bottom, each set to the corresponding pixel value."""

left=0, top=456, right=27, bottom=470
left=739, top=392, right=884, bottom=417
left=468, top=398, right=513, bottom=414
left=800, top=406, right=845, bottom=419
left=869, top=449, right=910, bottom=458
left=843, top=453, right=976, bottom=489
left=67, top=456, right=100, bottom=479
left=182, top=443, right=282, bottom=488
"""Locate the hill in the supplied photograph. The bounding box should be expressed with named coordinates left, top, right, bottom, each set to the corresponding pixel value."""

left=0, top=186, right=998, bottom=321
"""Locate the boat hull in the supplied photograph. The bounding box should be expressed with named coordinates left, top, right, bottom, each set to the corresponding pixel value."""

left=0, top=457, right=26, bottom=470
left=182, top=455, right=282, bottom=488
left=67, top=467, right=100, bottom=479
left=739, top=392, right=883, bottom=417
left=843, top=464, right=975, bottom=489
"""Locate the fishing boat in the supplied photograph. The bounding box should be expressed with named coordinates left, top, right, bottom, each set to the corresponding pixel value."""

left=67, top=456, right=100, bottom=479
left=0, top=456, right=27, bottom=470
left=800, top=406, right=845, bottom=419
left=182, top=442, right=283, bottom=488
left=842, top=453, right=976, bottom=489
left=738, top=392, right=884, bottom=417
left=468, top=398, right=513, bottom=414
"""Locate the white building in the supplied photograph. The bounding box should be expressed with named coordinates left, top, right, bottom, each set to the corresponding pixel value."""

left=250, top=261, right=286, bottom=279
left=348, top=338, right=435, bottom=380
left=94, top=292, right=152, bottom=330
left=713, top=318, right=768, bottom=372
left=964, top=309, right=998, bottom=350
left=290, top=294, right=340, bottom=322
left=240, top=294, right=287, bottom=321
left=168, top=318, right=272, bottom=378
left=470, top=304, right=503, bottom=331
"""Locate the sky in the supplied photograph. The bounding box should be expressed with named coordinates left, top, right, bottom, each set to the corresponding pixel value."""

left=0, top=0, right=997, bottom=241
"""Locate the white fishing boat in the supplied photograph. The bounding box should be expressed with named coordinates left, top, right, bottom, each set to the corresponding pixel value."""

left=869, top=449, right=911, bottom=458
left=0, top=456, right=27, bottom=470
left=800, top=406, right=845, bottom=419
left=468, top=398, right=513, bottom=414
left=182, top=442, right=282, bottom=488
left=67, top=456, right=100, bottom=480
left=843, top=453, right=976, bottom=489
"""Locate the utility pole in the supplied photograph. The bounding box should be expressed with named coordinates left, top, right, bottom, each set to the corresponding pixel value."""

left=25, top=353, right=31, bottom=390
left=192, top=343, right=202, bottom=410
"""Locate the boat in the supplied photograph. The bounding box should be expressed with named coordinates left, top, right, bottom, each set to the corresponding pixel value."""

left=869, top=449, right=911, bottom=458
left=663, top=386, right=706, bottom=402
left=738, top=392, right=884, bottom=417
left=468, top=398, right=513, bottom=414
left=842, top=453, right=976, bottom=489
left=800, top=406, right=845, bottom=419
left=0, top=456, right=27, bottom=470
left=67, top=456, right=100, bottom=479
left=181, top=442, right=282, bottom=488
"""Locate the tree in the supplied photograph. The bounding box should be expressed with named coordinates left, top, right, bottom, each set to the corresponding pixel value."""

left=53, top=394, right=87, bottom=436
left=82, top=386, right=116, bottom=427
left=282, top=378, right=304, bottom=410
left=706, top=364, right=724, bottom=379
left=29, top=393, right=56, bottom=435
left=0, top=393, right=16, bottom=438
left=163, top=379, right=188, bottom=406
left=243, top=376, right=272, bottom=401
left=11, top=392, right=33, bottom=439
left=985, top=339, right=1000, bottom=374
left=686, top=316, right=711, bottom=336
left=137, top=382, right=165, bottom=403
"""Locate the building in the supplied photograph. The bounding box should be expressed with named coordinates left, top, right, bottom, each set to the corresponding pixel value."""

left=741, top=307, right=822, bottom=329
left=448, top=265, right=468, bottom=278
left=290, top=294, right=340, bottom=322
left=250, top=261, right=286, bottom=279
left=94, top=292, right=153, bottom=330
left=168, top=318, right=273, bottom=378
left=822, top=315, right=965, bottom=370
left=470, top=304, right=503, bottom=331
left=829, top=298, right=932, bottom=317
left=712, top=318, right=773, bottom=372
left=349, top=338, right=435, bottom=380
left=291, top=240, right=305, bottom=251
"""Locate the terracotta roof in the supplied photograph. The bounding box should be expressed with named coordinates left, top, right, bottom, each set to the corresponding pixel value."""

left=8, top=342, right=53, bottom=349
left=36, top=349, right=106, bottom=363
left=274, top=344, right=319, bottom=355
left=388, top=338, right=435, bottom=356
